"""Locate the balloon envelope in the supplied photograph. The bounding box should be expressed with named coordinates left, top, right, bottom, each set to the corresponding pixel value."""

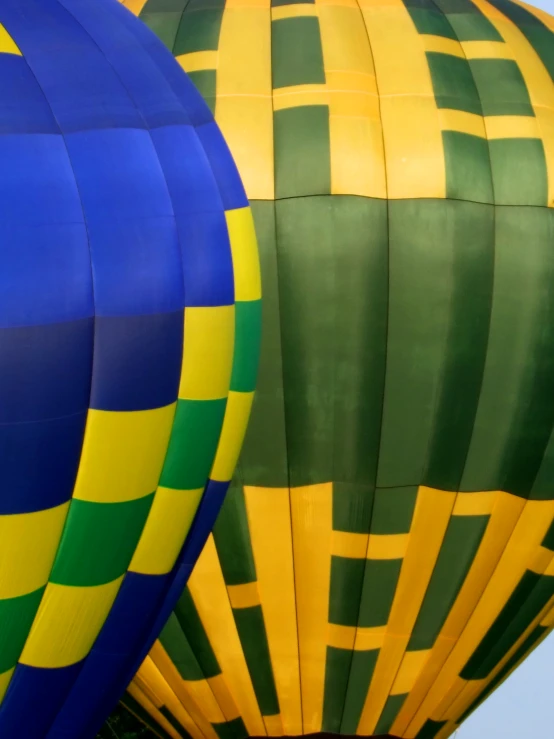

left=124, top=0, right=554, bottom=738
left=0, top=1, right=260, bottom=737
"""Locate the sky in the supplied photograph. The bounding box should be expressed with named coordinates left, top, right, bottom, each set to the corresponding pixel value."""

left=455, top=0, right=554, bottom=735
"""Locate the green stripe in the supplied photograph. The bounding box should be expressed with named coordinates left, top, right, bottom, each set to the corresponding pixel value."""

left=173, top=0, right=226, bottom=55
left=160, top=706, right=187, bottom=737
left=329, top=556, right=366, bottom=627
left=160, top=398, right=227, bottom=490
left=427, top=52, right=482, bottom=114
left=233, top=605, right=280, bottom=715
left=187, top=70, right=216, bottom=114
left=322, top=647, right=353, bottom=733
left=408, top=514, right=489, bottom=650
left=489, top=138, right=548, bottom=206
left=173, top=587, right=221, bottom=678
left=0, top=587, right=44, bottom=673
left=332, top=483, right=375, bottom=534
left=416, top=719, right=448, bottom=739
left=541, top=517, right=554, bottom=550
left=370, top=487, right=418, bottom=535
left=49, top=494, right=154, bottom=587
left=271, top=17, right=325, bottom=89
left=443, top=131, right=493, bottom=204
left=358, top=559, right=403, bottom=627
left=231, top=300, right=262, bottom=393
left=160, top=612, right=208, bottom=681
left=432, top=0, right=503, bottom=41
left=139, top=0, right=189, bottom=51
left=213, top=481, right=257, bottom=586
left=375, top=693, right=408, bottom=735
left=212, top=717, right=249, bottom=739
left=340, top=649, right=380, bottom=734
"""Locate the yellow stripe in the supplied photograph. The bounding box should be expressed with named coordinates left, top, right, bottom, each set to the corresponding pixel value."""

left=228, top=581, right=261, bottom=609
left=529, top=545, right=554, bottom=575
left=271, top=4, right=317, bottom=19
left=332, top=531, right=368, bottom=559
left=0, top=668, right=14, bottom=706
left=452, top=491, right=497, bottom=516
left=127, top=682, right=183, bottom=739
left=73, top=405, right=175, bottom=503
left=484, top=115, right=541, bottom=139
left=328, top=624, right=386, bottom=651
left=130, top=487, right=204, bottom=575
left=367, top=533, right=409, bottom=560
left=119, top=0, right=149, bottom=17
left=422, top=35, right=464, bottom=58
left=20, top=577, right=123, bottom=668
left=210, top=391, right=255, bottom=482
left=225, top=207, right=262, bottom=302
left=358, top=0, right=446, bottom=199
left=272, top=84, right=329, bottom=111
left=0, top=24, right=21, bottom=55
left=215, top=2, right=274, bottom=200
left=189, top=535, right=266, bottom=735
left=176, top=50, right=218, bottom=73
left=263, top=714, right=284, bottom=735
left=357, top=486, right=456, bottom=735
left=245, top=486, right=302, bottom=735
left=391, top=650, right=431, bottom=695
left=0, top=502, right=68, bottom=598
left=461, top=40, right=512, bottom=59
left=208, top=674, right=242, bottom=722
left=291, top=483, right=333, bottom=733
left=439, top=109, right=486, bottom=138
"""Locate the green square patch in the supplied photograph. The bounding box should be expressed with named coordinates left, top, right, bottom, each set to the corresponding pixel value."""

left=470, top=58, right=534, bottom=116
left=187, top=69, right=216, bottom=114
left=426, top=52, right=482, bottom=115
left=443, top=130, right=493, bottom=204
left=489, top=137, right=548, bottom=206
left=271, top=16, right=326, bottom=89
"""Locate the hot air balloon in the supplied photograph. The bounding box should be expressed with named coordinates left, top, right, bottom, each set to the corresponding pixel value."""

left=0, top=1, right=260, bottom=737
left=121, top=0, right=554, bottom=738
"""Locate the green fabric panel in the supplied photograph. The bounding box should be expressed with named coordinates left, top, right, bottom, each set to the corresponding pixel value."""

left=332, top=483, right=375, bottom=534
left=238, top=202, right=288, bottom=488
left=139, top=0, right=189, bottom=51
left=0, top=587, right=44, bottom=672
left=469, top=58, right=534, bottom=116
left=273, top=107, right=331, bottom=199
left=358, top=558, right=403, bottom=627
left=174, top=2, right=225, bottom=55
left=487, top=0, right=554, bottom=79
left=461, top=570, right=554, bottom=680
left=370, top=487, right=418, bottom=535
left=340, top=649, right=380, bottom=734
left=408, top=514, right=489, bottom=650
left=272, top=0, right=315, bottom=5
left=187, top=70, right=216, bottom=114
left=160, top=612, right=206, bottom=681
left=212, top=717, right=249, bottom=739
left=542, top=517, right=554, bottom=550
left=173, top=588, right=221, bottom=678
left=49, top=494, right=154, bottom=587
left=416, top=719, right=448, bottom=739
left=489, top=138, right=548, bottom=207
left=213, top=481, right=257, bottom=586
left=231, top=300, right=262, bottom=393
left=271, top=17, right=325, bottom=89
left=275, top=196, right=388, bottom=486
left=322, top=647, right=353, bottom=733
left=329, top=556, right=366, bottom=627
left=423, top=200, right=495, bottom=490
left=375, top=693, right=408, bottom=735
left=403, top=0, right=457, bottom=39
left=461, top=207, right=554, bottom=495
left=160, top=398, right=227, bottom=490
left=432, top=0, right=503, bottom=40
left=443, top=131, right=493, bottom=204
left=161, top=706, right=187, bottom=737
left=426, top=52, right=482, bottom=115
left=377, top=200, right=462, bottom=488
left=121, top=693, right=176, bottom=739
left=233, top=605, right=280, bottom=715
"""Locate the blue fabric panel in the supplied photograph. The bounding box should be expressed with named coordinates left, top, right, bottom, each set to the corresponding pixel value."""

left=0, top=0, right=144, bottom=133
left=0, top=54, right=58, bottom=134
left=89, top=311, right=183, bottom=412
left=0, top=134, right=83, bottom=227
left=195, top=122, right=249, bottom=210
left=64, top=128, right=174, bottom=222
left=58, top=0, right=190, bottom=130
left=0, top=661, right=84, bottom=739
left=177, top=211, right=235, bottom=308
left=88, top=216, right=184, bottom=318
left=0, top=411, right=87, bottom=515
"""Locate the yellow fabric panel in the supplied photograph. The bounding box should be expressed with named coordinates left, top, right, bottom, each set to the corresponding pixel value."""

left=328, top=624, right=386, bottom=651
left=176, top=51, right=218, bottom=73
left=332, top=531, right=368, bottom=559
left=452, top=490, right=497, bottom=516
left=485, top=115, right=541, bottom=139
left=290, top=483, right=333, bottom=734
left=0, top=24, right=21, bottom=54
left=272, top=85, right=329, bottom=111
left=127, top=683, right=183, bottom=739
left=0, top=502, right=69, bottom=598
left=358, top=0, right=445, bottom=199
left=422, top=35, right=464, bottom=57
left=20, top=577, right=123, bottom=668
left=474, top=0, right=554, bottom=207
left=263, top=714, right=284, bottom=735
left=189, top=536, right=266, bottom=735
left=395, top=490, right=525, bottom=737
left=271, top=4, right=317, bottom=19
left=225, top=208, right=262, bottom=302
left=391, top=650, right=431, bottom=695
left=73, top=404, right=175, bottom=503
left=245, top=486, right=302, bottom=736
left=135, top=673, right=164, bottom=708
left=367, top=533, right=409, bottom=559
left=357, top=486, right=456, bottom=735
left=228, top=582, right=261, bottom=609
left=130, top=487, right=204, bottom=575
left=179, top=306, right=235, bottom=400
left=529, top=545, right=554, bottom=575
left=118, top=0, right=149, bottom=16
left=210, top=391, right=255, bottom=482
left=208, top=674, right=242, bottom=722
left=215, top=4, right=274, bottom=200
left=439, top=109, right=486, bottom=138
left=0, top=669, right=14, bottom=705
left=461, top=40, right=512, bottom=59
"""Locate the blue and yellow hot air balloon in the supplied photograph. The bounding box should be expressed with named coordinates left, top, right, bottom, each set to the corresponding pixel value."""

left=0, top=0, right=260, bottom=737
left=121, top=0, right=554, bottom=738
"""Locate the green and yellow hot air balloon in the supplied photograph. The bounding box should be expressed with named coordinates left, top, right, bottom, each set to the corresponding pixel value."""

left=120, top=0, right=554, bottom=737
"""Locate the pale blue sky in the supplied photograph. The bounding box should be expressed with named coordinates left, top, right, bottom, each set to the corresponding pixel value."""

left=455, top=1, right=554, bottom=735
